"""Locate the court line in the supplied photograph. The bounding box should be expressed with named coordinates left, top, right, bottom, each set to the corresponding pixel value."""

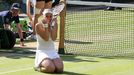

left=0, top=67, right=33, bottom=75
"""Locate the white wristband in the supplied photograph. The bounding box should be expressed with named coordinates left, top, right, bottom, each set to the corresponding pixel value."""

left=42, top=22, right=48, bottom=28
left=43, top=23, right=48, bottom=28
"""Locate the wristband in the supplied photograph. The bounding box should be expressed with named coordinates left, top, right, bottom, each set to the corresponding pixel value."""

left=43, top=23, right=48, bottom=28
left=42, top=22, right=48, bottom=28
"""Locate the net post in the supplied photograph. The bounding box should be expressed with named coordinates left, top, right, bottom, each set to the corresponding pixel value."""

left=58, top=0, right=66, bottom=54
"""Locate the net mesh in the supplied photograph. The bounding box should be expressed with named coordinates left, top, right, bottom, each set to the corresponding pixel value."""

left=64, top=1, right=134, bottom=57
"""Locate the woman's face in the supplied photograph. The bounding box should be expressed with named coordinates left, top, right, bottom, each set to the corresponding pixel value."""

left=45, top=13, right=52, bottom=22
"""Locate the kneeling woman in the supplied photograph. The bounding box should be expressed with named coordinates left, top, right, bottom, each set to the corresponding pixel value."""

left=34, top=9, right=64, bottom=73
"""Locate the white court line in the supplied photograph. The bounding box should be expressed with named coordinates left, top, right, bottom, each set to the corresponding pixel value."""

left=0, top=67, right=33, bottom=75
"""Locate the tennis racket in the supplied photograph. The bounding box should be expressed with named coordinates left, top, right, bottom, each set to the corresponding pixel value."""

left=50, top=2, right=65, bottom=27
left=52, top=2, right=65, bottom=19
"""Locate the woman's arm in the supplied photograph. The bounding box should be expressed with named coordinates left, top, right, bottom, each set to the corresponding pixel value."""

left=35, top=22, right=50, bottom=41
left=50, top=19, right=58, bottom=41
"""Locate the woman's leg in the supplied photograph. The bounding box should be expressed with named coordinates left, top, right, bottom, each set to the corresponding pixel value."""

left=53, top=58, right=64, bottom=73
left=40, top=58, right=55, bottom=73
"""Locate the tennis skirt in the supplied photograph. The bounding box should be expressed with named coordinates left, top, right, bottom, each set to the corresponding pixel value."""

left=34, top=50, right=60, bottom=69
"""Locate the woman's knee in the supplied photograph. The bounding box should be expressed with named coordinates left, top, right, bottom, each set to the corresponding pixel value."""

left=56, top=67, right=63, bottom=73
left=55, top=64, right=64, bottom=73
left=53, top=58, right=64, bottom=73
left=40, top=59, right=55, bottom=73
left=40, top=66, right=55, bottom=73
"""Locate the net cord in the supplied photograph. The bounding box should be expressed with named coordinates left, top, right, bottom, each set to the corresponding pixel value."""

left=67, top=1, right=134, bottom=8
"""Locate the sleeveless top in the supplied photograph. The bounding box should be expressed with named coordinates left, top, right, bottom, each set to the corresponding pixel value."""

left=36, top=32, right=55, bottom=51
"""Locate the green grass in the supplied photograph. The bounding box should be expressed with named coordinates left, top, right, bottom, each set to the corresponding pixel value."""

left=0, top=53, right=134, bottom=75
left=65, top=8, right=134, bottom=56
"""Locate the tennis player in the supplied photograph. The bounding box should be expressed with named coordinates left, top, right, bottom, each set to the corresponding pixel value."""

left=0, top=3, right=24, bottom=46
left=34, top=9, right=64, bottom=73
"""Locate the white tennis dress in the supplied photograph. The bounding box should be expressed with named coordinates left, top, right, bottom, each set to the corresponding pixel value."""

left=34, top=33, right=59, bottom=69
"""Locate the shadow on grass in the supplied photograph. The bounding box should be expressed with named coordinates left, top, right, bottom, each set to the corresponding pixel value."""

left=0, top=46, right=36, bottom=59
left=0, top=51, right=35, bottom=59
left=0, top=50, right=99, bottom=63
left=0, top=47, right=99, bottom=63
left=99, top=55, right=134, bottom=60
left=61, top=54, right=99, bottom=62
left=1, top=47, right=134, bottom=60
left=44, top=71, right=90, bottom=75
left=62, top=71, right=90, bottom=75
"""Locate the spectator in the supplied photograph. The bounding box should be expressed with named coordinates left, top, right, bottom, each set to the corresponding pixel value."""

left=0, top=3, right=25, bottom=46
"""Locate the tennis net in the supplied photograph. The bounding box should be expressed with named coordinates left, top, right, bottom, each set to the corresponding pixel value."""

left=64, top=1, right=134, bottom=57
